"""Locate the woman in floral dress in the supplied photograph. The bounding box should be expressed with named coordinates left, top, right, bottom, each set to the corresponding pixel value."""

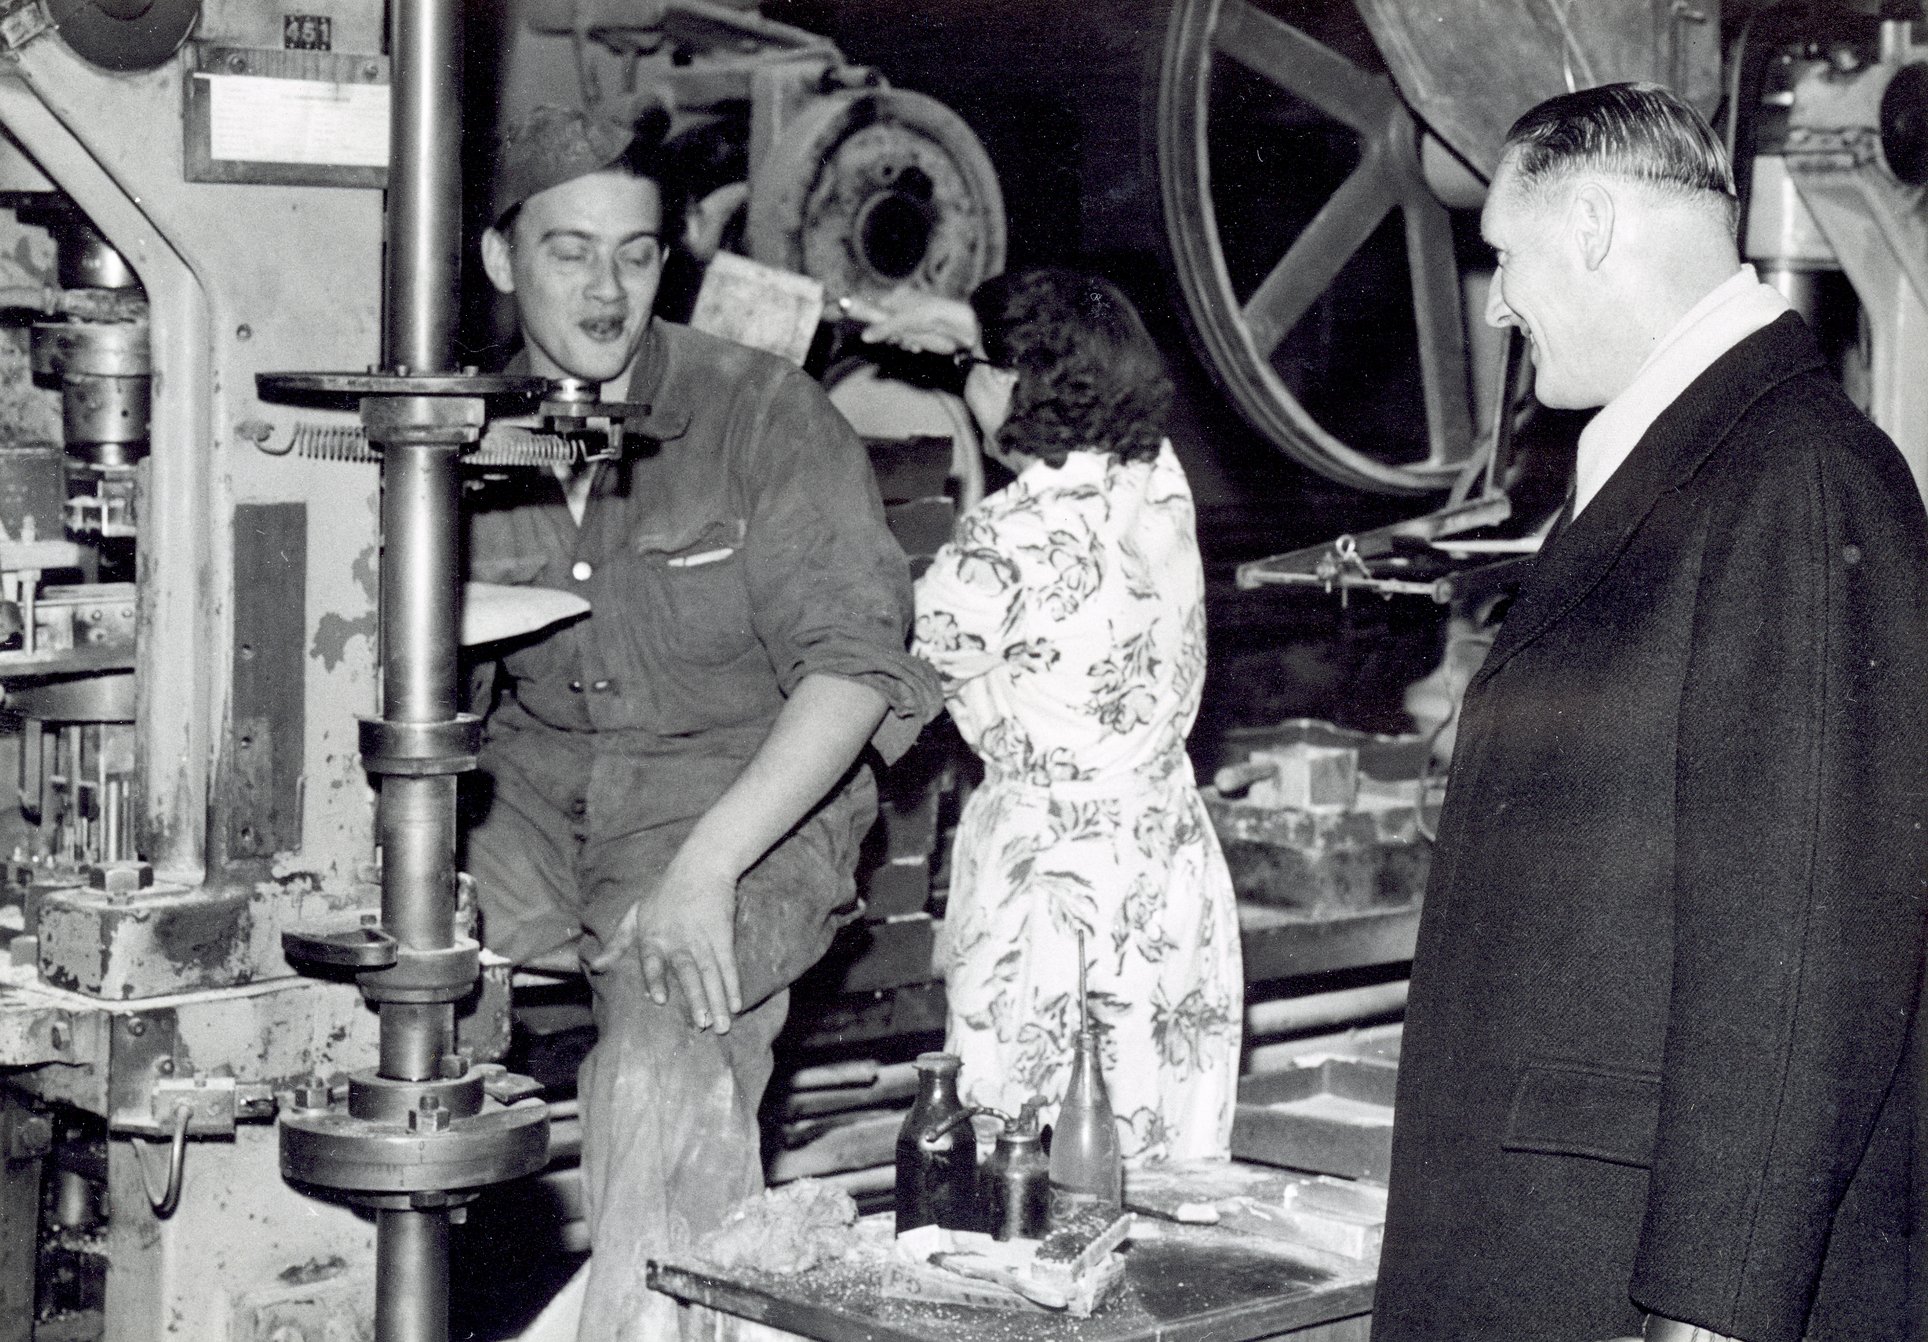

left=857, top=269, right=1243, bottom=1162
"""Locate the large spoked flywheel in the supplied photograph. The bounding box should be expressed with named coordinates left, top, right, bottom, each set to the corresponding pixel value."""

left=1160, top=0, right=1478, bottom=496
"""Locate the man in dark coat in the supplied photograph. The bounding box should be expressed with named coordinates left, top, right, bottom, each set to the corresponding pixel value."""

left=1373, top=84, right=1927, bottom=1342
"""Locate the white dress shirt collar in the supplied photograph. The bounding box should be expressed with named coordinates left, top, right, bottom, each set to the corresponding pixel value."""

left=1571, top=265, right=1792, bottom=519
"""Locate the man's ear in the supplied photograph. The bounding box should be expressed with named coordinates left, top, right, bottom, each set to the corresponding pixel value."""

left=480, top=227, right=516, bottom=296
left=1569, top=181, right=1615, bottom=272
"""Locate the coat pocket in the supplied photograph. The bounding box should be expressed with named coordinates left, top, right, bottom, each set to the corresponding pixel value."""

left=1501, top=1058, right=1661, bottom=1168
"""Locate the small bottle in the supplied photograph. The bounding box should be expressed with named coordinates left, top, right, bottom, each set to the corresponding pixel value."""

left=1047, top=936, right=1123, bottom=1223
left=980, top=1098, right=1050, bottom=1241
left=895, top=1051, right=979, bottom=1233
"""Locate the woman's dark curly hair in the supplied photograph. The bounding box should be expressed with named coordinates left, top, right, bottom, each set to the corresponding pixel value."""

left=971, top=268, right=1173, bottom=468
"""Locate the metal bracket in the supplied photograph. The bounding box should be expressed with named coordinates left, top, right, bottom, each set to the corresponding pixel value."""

left=150, top=1073, right=237, bottom=1136
left=105, top=1008, right=175, bottom=1135
left=108, top=1008, right=277, bottom=1137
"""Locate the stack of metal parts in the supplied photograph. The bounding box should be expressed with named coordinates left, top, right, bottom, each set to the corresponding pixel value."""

left=0, top=202, right=143, bottom=899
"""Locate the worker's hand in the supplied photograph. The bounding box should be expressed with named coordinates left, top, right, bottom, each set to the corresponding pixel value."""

left=588, top=851, right=742, bottom=1033
left=841, top=290, right=980, bottom=356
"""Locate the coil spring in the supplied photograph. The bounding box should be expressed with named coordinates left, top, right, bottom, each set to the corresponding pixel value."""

left=287, top=423, right=581, bottom=466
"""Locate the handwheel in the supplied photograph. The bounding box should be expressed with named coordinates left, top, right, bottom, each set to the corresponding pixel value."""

left=1159, top=0, right=1477, bottom=495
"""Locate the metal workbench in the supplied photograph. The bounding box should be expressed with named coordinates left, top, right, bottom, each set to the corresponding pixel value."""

left=649, top=1221, right=1374, bottom=1342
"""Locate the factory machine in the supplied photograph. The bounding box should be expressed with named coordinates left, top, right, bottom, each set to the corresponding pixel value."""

left=0, top=2, right=564, bottom=1339
left=0, top=1, right=1918, bottom=1341
left=0, top=1, right=1009, bottom=1339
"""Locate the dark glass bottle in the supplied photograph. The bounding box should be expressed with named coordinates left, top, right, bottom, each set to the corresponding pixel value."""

left=1046, top=1026, right=1123, bottom=1223
left=980, top=1098, right=1050, bottom=1241
left=895, top=1051, right=979, bottom=1233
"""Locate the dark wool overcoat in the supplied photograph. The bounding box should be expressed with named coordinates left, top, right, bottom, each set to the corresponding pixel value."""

left=1372, top=314, right=1928, bottom=1342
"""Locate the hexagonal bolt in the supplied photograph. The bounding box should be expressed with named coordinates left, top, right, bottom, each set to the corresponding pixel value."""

left=7, top=1113, right=52, bottom=1160
left=290, top=1078, right=332, bottom=1112
left=406, top=1100, right=451, bottom=1134
left=88, top=860, right=153, bottom=895
left=437, top=1052, right=469, bottom=1081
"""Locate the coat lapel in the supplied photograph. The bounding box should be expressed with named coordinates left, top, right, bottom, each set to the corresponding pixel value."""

left=1471, top=313, right=1824, bottom=689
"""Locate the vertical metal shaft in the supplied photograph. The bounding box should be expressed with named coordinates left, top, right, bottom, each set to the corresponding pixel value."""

left=376, top=1209, right=450, bottom=1342
left=375, top=5, right=464, bottom=1340
left=380, top=438, right=461, bottom=724
left=384, top=0, right=461, bottom=375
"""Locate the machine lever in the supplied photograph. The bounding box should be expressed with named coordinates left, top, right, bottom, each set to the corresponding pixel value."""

left=282, top=925, right=399, bottom=970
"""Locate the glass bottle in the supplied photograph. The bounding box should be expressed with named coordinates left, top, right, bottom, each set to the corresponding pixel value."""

left=895, top=1051, right=979, bottom=1233
left=1047, top=1028, right=1123, bottom=1222
left=1047, top=938, right=1122, bottom=1223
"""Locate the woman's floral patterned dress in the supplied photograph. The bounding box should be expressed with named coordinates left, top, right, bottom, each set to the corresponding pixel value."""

left=912, top=442, right=1242, bottom=1163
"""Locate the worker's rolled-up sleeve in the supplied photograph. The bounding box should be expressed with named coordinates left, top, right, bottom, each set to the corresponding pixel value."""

left=739, top=369, right=941, bottom=764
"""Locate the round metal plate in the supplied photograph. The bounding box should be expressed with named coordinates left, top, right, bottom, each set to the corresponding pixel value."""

left=256, top=372, right=550, bottom=403
left=46, top=0, right=199, bottom=73
left=280, top=1099, right=550, bottom=1194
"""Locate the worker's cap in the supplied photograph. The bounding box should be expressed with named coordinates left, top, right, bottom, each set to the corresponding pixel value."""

left=490, top=104, right=637, bottom=229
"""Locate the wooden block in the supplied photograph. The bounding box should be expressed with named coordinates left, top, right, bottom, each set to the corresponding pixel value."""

left=767, top=1111, right=901, bottom=1182
left=1264, top=1177, right=1388, bottom=1262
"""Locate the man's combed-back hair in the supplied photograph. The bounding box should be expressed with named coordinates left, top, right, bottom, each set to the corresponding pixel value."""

left=1501, top=82, right=1737, bottom=227
left=971, top=268, right=1173, bottom=468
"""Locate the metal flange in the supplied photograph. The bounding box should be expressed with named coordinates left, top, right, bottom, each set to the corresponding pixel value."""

left=348, top=1070, right=486, bottom=1124
left=357, top=940, right=480, bottom=1005
left=280, top=1095, right=550, bottom=1195
left=358, top=716, right=483, bottom=777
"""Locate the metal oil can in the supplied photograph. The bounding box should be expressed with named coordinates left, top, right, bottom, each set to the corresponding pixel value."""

left=980, top=1097, right=1049, bottom=1240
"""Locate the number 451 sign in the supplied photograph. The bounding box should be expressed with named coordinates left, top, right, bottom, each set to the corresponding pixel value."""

left=283, top=14, right=332, bottom=51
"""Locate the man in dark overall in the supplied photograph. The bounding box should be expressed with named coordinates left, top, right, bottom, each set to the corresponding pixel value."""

left=464, top=106, right=939, bottom=1339
left=1373, top=84, right=1927, bottom=1342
